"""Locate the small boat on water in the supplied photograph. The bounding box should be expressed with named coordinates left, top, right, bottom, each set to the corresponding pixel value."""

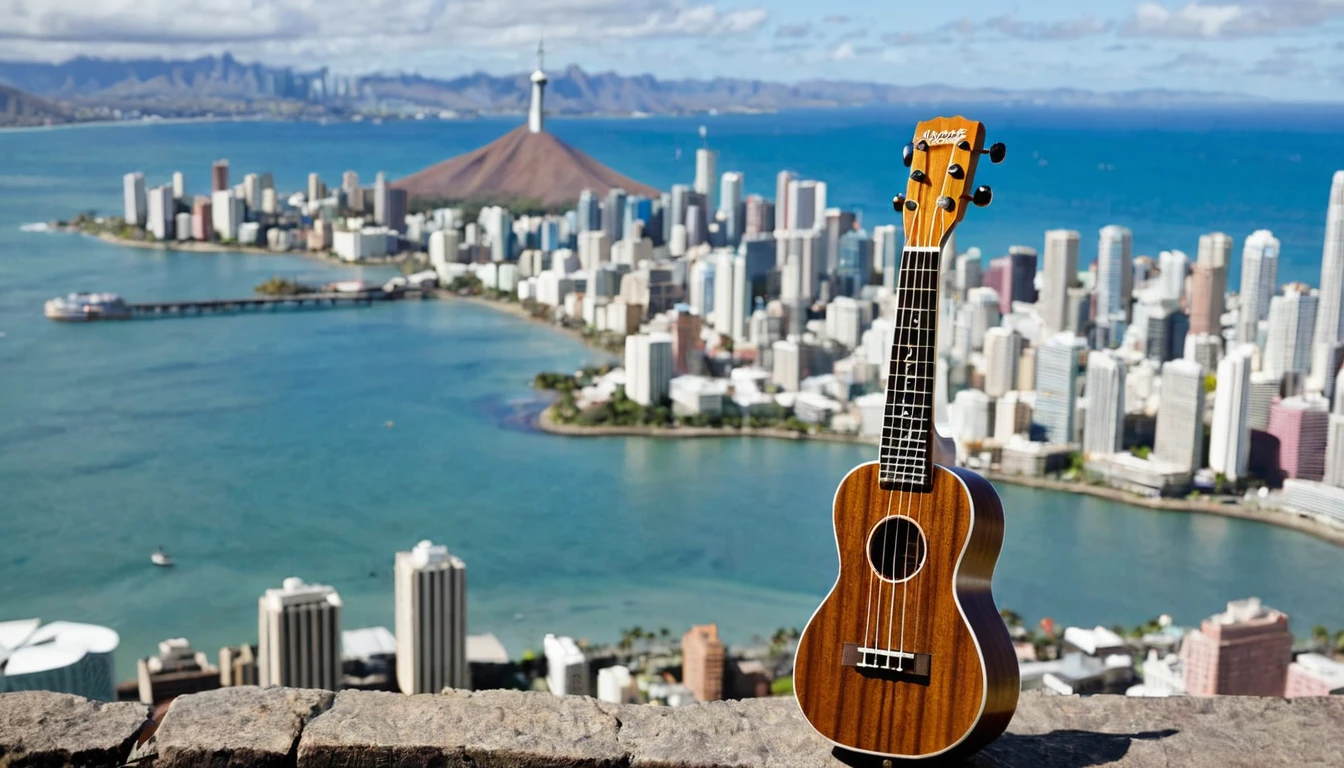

left=44, top=292, right=132, bottom=321
left=151, top=546, right=175, bottom=568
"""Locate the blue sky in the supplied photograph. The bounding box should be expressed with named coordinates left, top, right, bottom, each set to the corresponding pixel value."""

left=3, top=0, right=1343, bottom=101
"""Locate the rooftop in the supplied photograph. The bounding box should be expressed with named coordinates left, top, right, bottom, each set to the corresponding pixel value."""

left=3, top=687, right=1343, bottom=767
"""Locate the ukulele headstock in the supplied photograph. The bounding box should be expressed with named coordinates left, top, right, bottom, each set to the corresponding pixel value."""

left=894, top=117, right=1004, bottom=250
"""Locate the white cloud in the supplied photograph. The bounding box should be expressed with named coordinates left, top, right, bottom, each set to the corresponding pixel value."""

left=1124, top=0, right=1344, bottom=38
left=0, top=0, right=769, bottom=63
left=829, top=41, right=855, bottom=61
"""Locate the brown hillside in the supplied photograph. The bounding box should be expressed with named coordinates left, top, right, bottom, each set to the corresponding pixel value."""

left=393, top=125, right=658, bottom=207
left=0, top=85, right=69, bottom=127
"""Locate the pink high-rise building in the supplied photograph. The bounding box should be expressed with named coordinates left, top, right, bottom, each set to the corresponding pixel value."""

left=1267, top=395, right=1330, bottom=480
left=985, top=256, right=1012, bottom=314
left=1180, top=598, right=1292, bottom=696
left=1285, top=653, right=1344, bottom=697
left=190, top=197, right=212, bottom=241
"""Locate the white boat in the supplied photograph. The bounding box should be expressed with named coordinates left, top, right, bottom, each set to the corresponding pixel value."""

left=44, top=292, right=131, bottom=322
left=151, top=547, right=174, bottom=568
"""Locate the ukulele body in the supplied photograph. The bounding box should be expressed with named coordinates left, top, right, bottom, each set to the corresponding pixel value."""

left=795, top=461, right=1019, bottom=760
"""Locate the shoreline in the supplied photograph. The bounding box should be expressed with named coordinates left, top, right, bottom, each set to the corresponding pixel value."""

left=536, top=403, right=875, bottom=445
left=432, top=291, right=624, bottom=359
left=56, top=227, right=405, bottom=266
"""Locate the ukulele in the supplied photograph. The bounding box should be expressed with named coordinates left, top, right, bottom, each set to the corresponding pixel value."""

left=794, top=116, right=1018, bottom=761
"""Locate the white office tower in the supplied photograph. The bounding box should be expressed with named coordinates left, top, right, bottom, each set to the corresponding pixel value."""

left=625, top=333, right=673, bottom=406
left=1036, top=333, right=1085, bottom=445
left=242, top=172, right=262, bottom=211
left=1040, top=230, right=1079, bottom=333
left=712, top=250, right=746, bottom=340
left=528, top=40, right=548, bottom=133
left=826, top=296, right=863, bottom=349
left=211, top=189, right=242, bottom=241
left=1248, top=371, right=1281, bottom=431
left=1154, top=359, right=1206, bottom=472
left=694, top=145, right=719, bottom=209
left=1209, top=350, right=1253, bottom=481
left=0, top=620, right=119, bottom=701
left=1184, top=333, right=1223, bottom=373
left=954, top=248, right=983, bottom=301
left=1157, top=250, right=1189, bottom=302
left=874, top=225, right=899, bottom=290
left=543, top=634, right=588, bottom=696
left=1083, top=351, right=1125, bottom=457
left=1313, top=171, right=1344, bottom=348
left=257, top=577, right=342, bottom=690
left=597, top=665, right=640, bottom=704
left=1263, top=286, right=1318, bottom=378
left=773, top=339, right=802, bottom=392
left=1236, top=230, right=1280, bottom=344
left=952, top=389, right=992, bottom=443
left=965, top=287, right=1002, bottom=352
left=720, top=171, right=743, bottom=243
left=480, top=206, right=513, bottom=262
left=786, top=180, right=821, bottom=230
left=122, top=172, right=146, bottom=226
left=174, top=212, right=191, bottom=241
left=1096, top=225, right=1134, bottom=332
left=394, top=540, right=467, bottom=694
left=577, top=230, right=612, bottom=271
left=170, top=170, right=185, bottom=200
left=982, top=328, right=1023, bottom=398
left=995, top=390, right=1030, bottom=441
left=689, top=259, right=714, bottom=317
left=146, top=184, right=174, bottom=241
left=429, top=229, right=461, bottom=271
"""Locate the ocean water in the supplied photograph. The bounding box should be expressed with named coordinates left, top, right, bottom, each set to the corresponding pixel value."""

left=2, top=108, right=1343, bottom=679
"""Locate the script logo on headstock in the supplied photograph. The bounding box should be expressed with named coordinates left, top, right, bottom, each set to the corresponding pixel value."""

left=920, top=128, right=967, bottom=147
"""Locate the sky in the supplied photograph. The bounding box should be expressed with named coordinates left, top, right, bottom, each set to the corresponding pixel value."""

left=2, top=0, right=1344, bottom=101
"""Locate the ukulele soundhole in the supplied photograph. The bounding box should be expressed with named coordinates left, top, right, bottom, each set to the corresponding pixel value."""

left=866, top=516, right=927, bottom=583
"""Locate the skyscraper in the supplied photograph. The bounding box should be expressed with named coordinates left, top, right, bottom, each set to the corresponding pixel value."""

left=601, top=187, right=627, bottom=243
left=577, top=189, right=600, bottom=233
left=1264, top=286, right=1318, bottom=378
left=1157, top=249, right=1189, bottom=302
left=1268, top=395, right=1331, bottom=481
left=1312, top=171, right=1344, bottom=348
left=982, top=328, right=1023, bottom=399
left=786, top=180, right=820, bottom=230
left=1190, top=232, right=1230, bottom=335
left=719, top=171, right=744, bottom=245
left=1237, top=230, right=1280, bottom=345
left=624, top=333, right=673, bottom=406
left=695, top=146, right=718, bottom=209
left=1040, top=230, right=1080, bottom=334
left=874, top=225, right=899, bottom=291
left=1209, top=349, right=1252, bottom=482
left=743, top=194, right=773, bottom=237
left=145, top=184, right=173, bottom=241
left=211, top=159, right=229, bottom=192
left=1181, top=598, right=1292, bottom=697
left=394, top=540, right=467, bottom=694
left=835, top=229, right=873, bottom=297
left=257, top=577, right=341, bottom=690
left=681, top=624, right=725, bottom=702
left=1323, top=408, right=1344, bottom=488
left=122, top=172, right=146, bottom=227
left=1008, top=245, right=1039, bottom=308
left=1154, top=359, right=1206, bottom=472
left=1083, top=350, right=1125, bottom=457
left=1035, top=332, right=1084, bottom=444
left=171, top=171, right=185, bottom=201
left=1095, top=225, right=1134, bottom=335
left=774, top=170, right=796, bottom=234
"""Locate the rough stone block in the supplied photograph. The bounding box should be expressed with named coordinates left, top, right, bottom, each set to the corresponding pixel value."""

left=610, top=696, right=835, bottom=768
left=0, top=691, right=149, bottom=768
left=298, top=688, right=626, bottom=768
left=141, top=685, right=334, bottom=768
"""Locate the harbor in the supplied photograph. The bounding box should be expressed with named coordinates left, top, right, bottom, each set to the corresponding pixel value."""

left=43, top=287, right=418, bottom=321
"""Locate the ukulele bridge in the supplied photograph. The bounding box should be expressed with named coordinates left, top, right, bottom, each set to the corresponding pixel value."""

left=841, top=643, right=932, bottom=676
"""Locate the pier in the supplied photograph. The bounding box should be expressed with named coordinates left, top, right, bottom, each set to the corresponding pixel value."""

left=126, top=290, right=406, bottom=319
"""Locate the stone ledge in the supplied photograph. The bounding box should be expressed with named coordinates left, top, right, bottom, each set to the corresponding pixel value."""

left=2, top=688, right=1342, bottom=768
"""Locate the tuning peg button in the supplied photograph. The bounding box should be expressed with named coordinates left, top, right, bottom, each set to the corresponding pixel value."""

left=970, top=185, right=993, bottom=207
left=985, top=142, right=1007, bottom=164
left=902, top=143, right=915, bottom=168
left=892, top=194, right=906, bottom=212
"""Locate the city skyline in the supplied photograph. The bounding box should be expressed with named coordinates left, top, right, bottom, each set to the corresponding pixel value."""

left=1, top=2, right=1343, bottom=102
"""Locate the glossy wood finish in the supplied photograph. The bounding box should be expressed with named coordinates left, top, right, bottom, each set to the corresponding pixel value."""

left=795, top=462, right=1019, bottom=760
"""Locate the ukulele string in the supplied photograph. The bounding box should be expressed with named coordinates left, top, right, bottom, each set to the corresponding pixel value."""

left=897, top=141, right=958, bottom=668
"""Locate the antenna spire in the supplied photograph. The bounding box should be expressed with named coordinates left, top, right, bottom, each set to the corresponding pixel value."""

left=538, top=36, right=545, bottom=72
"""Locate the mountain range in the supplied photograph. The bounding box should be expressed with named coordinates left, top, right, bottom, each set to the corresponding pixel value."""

left=0, top=84, right=69, bottom=127
left=0, top=54, right=1259, bottom=124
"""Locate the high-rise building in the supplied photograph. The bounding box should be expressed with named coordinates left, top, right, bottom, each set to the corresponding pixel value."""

left=774, top=170, right=796, bottom=234
left=1209, top=350, right=1252, bottom=482
left=1154, top=359, right=1206, bottom=472
left=1268, top=395, right=1331, bottom=481
left=1264, top=286, right=1318, bottom=378
left=543, top=634, right=589, bottom=697
left=211, top=159, right=229, bottom=192
left=835, top=229, right=873, bottom=297
left=210, top=190, right=242, bottom=241
left=191, top=196, right=212, bottom=241
left=1144, top=298, right=1189, bottom=363
left=874, top=225, right=899, bottom=291
left=772, top=339, right=802, bottom=392
left=1180, top=598, right=1292, bottom=697
left=257, top=577, right=341, bottom=690
left=145, top=184, right=174, bottom=241
left=242, top=172, right=262, bottom=211
left=786, top=180, right=821, bottom=230
left=681, top=624, right=725, bottom=702
left=1184, top=332, right=1223, bottom=373
left=480, top=205, right=512, bottom=262
left=624, top=333, right=673, bottom=406
left=1083, top=350, right=1125, bottom=457
left=982, top=327, right=1023, bottom=399
left=307, top=172, right=326, bottom=202
left=578, top=230, right=612, bottom=271
left=719, top=171, right=744, bottom=245
left=1035, top=332, right=1084, bottom=444
left=1096, top=225, right=1134, bottom=333
left=1157, top=249, right=1189, bottom=302
left=744, top=194, right=774, bottom=237
left=955, top=251, right=983, bottom=302
left=1324, top=412, right=1344, bottom=488
left=602, top=187, right=627, bottom=243
left=712, top=249, right=747, bottom=341
left=1040, top=230, right=1080, bottom=334
left=952, top=389, right=993, bottom=443
left=1008, top=245, right=1038, bottom=308
left=122, top=172, right=146, bottom=226
left=984, top=256, right=1012, bottom=314
left=1237, top=230, right=1280, bottom=344
left=577, top=189, right=600, bottom=233
left=1312, top=171, right=1344, bottom=348
left=1191, top=233, right=1230, bottom=335
left=171, top=171, right=185, bottom=201
left=1248, top=371, right=1281, bottom=431
left=695, top=147, right=718, bottom=209
left=394, top=540, right=467, bottom=694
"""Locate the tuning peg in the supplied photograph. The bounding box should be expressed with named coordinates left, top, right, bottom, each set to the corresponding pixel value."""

left=892, top=194, right=906, bottom=212
left=902, top=143, right=914, bottom=168
left=982, top=142, right=1007, bottom=164
left=962, top=185, right=993, bottom=207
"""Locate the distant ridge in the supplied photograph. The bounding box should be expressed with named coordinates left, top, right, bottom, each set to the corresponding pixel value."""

left=0, top=84, right=68, bottom=127
left=0, top=55, right=1266, bottom=117
left=393, top=124, right=658, bottom=207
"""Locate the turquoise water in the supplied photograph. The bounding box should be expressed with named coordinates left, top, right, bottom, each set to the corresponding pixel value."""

left=2, top=110, right=1343, bottom=679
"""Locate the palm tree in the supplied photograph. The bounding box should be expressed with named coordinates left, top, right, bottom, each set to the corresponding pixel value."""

left=1311, top=625, right=1331, bottom=652
left=1334, top=630, right=1344, bottom=657
left=999, top=608, right=1023, bottom=628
